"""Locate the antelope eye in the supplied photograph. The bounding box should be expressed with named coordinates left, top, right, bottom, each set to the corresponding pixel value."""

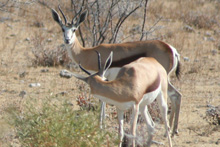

left=72, top=29, right=76, bottom=33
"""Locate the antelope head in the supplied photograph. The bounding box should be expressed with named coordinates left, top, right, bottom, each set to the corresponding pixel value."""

left=51, top=6, right=87, bottom=45
left=72, top=51, right=113, bottom=83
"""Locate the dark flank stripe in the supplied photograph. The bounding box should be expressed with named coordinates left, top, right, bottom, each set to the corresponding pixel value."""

left=145, top=74, right=160, bottom=93
left=111, top=53, right=146, bottom=67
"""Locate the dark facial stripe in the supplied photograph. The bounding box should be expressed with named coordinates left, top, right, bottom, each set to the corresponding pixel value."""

left=111, top=53, right=146, bottom=67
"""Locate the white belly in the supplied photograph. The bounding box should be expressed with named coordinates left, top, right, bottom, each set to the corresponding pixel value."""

left=139, top=84, right=161, bottom=107
left=93, top=94, right=135, bottom=111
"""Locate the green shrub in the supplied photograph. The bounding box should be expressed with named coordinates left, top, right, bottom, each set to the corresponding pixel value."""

left=10, top=97, right=117, bottom=147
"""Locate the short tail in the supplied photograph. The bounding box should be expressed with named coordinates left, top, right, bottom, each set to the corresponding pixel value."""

left=175, top=60, right=181, bottom=80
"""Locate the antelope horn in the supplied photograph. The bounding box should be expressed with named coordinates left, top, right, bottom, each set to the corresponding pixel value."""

left=79, top=63, right=91, bottom=75
left=58, top=5, right=67, bottom=25
left=71, top=0, right=84, bottom=24
left=95, top=50, right=102, bottom=70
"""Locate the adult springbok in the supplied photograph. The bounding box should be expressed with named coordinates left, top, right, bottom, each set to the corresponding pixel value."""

left=51, top=6, right=181, bottom=136
left=71, top=51, right=172, bottom=147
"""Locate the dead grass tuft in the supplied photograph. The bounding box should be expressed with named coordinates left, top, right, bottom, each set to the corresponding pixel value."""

left=30, top=31, right=71, bottom=67
left=188, top=124, right=219, bottom=137
left=182, top=11, right=218, bottom=29
left=205, top=105, right=220, bottom=126
left=31, top=43, right=70, bottom=67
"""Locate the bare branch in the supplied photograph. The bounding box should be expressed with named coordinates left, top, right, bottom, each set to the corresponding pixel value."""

left=145, top=16, right=163, bottom=39
left=97, top=0, right=119, bottom=44
left=109, top=0, right=144, bottom=43
left=0, top=0, right=9, bottom=8
left=140, top=0, right=149, bottom=41
left=68, top=0, right=161, bottom=47
left=72, top=0, right=84, bottom=24
left=37, top=0, right=51, bottom=9
left=71, top=0, right=86, bottom=47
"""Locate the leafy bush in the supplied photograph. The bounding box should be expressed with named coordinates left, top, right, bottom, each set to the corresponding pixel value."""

left=10, top=97, right=117, bottom=147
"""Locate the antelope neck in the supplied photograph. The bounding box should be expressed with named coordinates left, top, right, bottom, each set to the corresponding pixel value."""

left=65, top=37, right=86, bottom=64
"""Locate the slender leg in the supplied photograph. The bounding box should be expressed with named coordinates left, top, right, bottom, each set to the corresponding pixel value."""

left=100, top=69, right=120, bottom=129
left=140, top=106, right=155, bottom=147
left=169, top=91, right=176, bottom=134
left=167, top=52, right=182, bottom=136
left=168, top=82, right=182, bottom=136
left=117, top=108, right=124, bottom=147
left=130, top=104, right=139, bottom=147
left=157, top=92, right=172, bottom=147
left=100, top=101, right=106, bottom=129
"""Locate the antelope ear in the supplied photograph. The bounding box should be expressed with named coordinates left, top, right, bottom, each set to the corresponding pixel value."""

left=76, top=10, right=87, bottom=27
left=51, top=8, right=62, bottom=26
left=104, top=51, right=113, bottom=71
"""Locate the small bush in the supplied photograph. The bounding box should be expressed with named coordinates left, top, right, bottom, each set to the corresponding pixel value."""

left=205, top=105, right=220, bottom=126
left=32, top=43, right=71, bottom=67
left=182, top=11, right=217, bottom=29
left=9, top=97, right=117, bottom=147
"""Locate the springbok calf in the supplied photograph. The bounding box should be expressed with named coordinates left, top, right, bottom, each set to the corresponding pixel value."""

left=71, top=51, right=172, bottom=147
left=51, top=6, right=182, bottom=136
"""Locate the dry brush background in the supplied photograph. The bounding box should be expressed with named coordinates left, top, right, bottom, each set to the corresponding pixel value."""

left=0, top=0, right=220, bottom=146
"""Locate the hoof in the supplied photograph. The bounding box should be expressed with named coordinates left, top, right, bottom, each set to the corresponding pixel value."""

left=172, top=130, right=179, bottom=137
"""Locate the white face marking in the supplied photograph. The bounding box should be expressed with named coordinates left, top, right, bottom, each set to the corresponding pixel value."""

left=62, top=26, right=77, bottom=44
